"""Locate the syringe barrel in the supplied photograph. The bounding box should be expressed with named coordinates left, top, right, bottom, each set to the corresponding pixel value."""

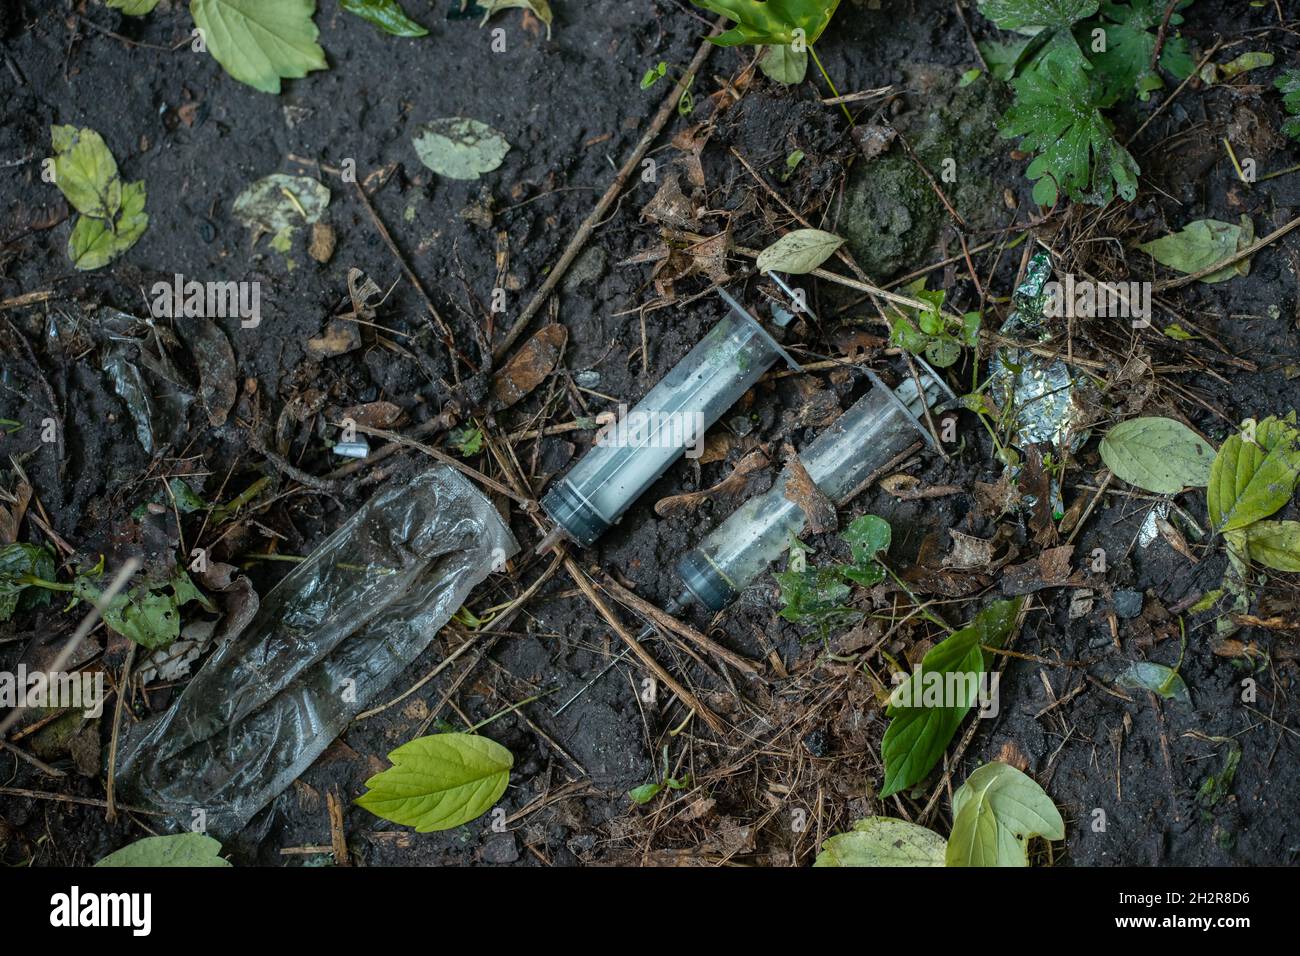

left=541, top=306, right=789, bottom=547
left=676, top=372, right=947, bottom=611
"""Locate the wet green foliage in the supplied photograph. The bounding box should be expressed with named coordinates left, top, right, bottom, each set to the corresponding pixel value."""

left=887, top=283, right=980, bottom=368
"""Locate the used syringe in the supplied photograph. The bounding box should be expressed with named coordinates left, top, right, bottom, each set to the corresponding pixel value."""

left=538, top=289, right=797, bottom=550
left=554, top=361, right=953, bottom=716
left=674, top=362, right=953, bottom=612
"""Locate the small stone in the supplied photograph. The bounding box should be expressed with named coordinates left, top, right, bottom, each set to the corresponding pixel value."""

left=574, top=369, right=600, bottom=388
left=480, top=832, right=519, bottom=864
left=1114, top=589, right=1143, bottom=619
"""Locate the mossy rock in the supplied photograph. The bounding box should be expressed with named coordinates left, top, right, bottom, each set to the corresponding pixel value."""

left=840, top=154, right=941, bottom=280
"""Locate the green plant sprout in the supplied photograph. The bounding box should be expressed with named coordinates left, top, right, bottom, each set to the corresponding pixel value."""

left=689, top=1, right=853, bottom=121
left=629, top=745, right=693, bottom=804
left=886, top=281, right=981, bottom=369
left=640, top=60, right=697, bottom=116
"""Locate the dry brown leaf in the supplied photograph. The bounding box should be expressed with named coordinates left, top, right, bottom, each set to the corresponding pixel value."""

left=782, top=446, right=836, bottom=534
left=491, top=324, right=567, bottom=409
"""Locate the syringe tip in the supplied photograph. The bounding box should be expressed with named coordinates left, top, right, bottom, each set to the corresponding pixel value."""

left=534, top=524, right=568, bottom=556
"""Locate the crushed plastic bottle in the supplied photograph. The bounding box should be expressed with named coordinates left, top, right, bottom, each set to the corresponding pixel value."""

left=115, top=465, right=518, bottom=837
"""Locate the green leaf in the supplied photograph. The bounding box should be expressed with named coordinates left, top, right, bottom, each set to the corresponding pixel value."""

left=1089, top=0, right=1194, bottom=102
left=813, top=817, right=947, bottom=866
left=478, top=0, right=554, bottom=39
left=450, top=426, right=484, bottom=456
left=96, top=570, right=211, bottom=650
left=774, top=565, right=853, bottom=626
left=756, top=228, right=843, bottom=274
left=413, top=117, right=512, bottom=181
left=841, top=514, right=889, bottom=585
left=1277, top=69, right=1300, bottom=141
left=1218, top=51, right=1273, bottom=80
left=880, top=598, right=1021, bottom=797
left=50, top=125, right=121, bottom=219
left=0, top=542, right=57, bottom=621
left=978, top=37, right=1030, bottom=80
left=691, top=0, right=842, bottom=47
left=357, top=733, right=513, bottom=832
left=1001, top=38, right=1138, bottom=205
left=69, top=179, right=148, bottom=271
left=95, top=833, right=231, bottom=867
left=759, top=44, right=808, bottom=84
left=190, top=0, right=327, bottom=94
left=978, top=0, right=1098, bottom=31
left=106, top=0, right=163, bottom=16
left=881, top=627, right=984, bottom=797
left=1137, top=217, right=1254, bottom=284
left=946, top=762, right=1064, bottom=866
left=959, top=68, right=983, bottom=87
left=1207, top=415, right=1300, bottom=533
left=1098, top=416, right=1215, bottom=494
left=340, top=0, right=428, bottom=36
left=1242, top=520, right=1300, bottom=572
left=1117, top=661, right=1190, bottom=703
left=628, top=782, right=663, bottom=804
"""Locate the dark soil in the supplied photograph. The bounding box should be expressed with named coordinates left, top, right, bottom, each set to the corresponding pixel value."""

left=1, top=0, right=1299, bottom=867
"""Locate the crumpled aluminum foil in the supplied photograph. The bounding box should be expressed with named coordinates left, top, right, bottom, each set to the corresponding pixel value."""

left=990, top=252, right=1089, bottom=453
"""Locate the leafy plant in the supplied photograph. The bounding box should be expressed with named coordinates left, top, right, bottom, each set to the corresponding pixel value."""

left=1000, top=39, right=1138, bottom=206
left=1207, top=414, right=1300, bottom=534
left=815, top=760, right=1062, bottom=867
left=0, top=544, right=211, bottom=649
left=450, top=425, right=485, bottom=456
left=628, top=745, right=693, bottom=804
left=979, top=0, right=1196, bottom=205
left=945, top=761, right=1064, bottom=866
left=357, top=732, right=513, bottom=832
left=1098, top=416, right=1215, bottom=494
left=690, top=0, right=844, bottom=100
left=639, top=60, right=698, bottom=116
left=95, top=833, right=231, bottom=867
left=1277, top=69, right=1300, bottom=141
left=340, top=0, right=428, bottom=36
left=0, top=542, right=56, bottom=620
left=50, top=126, right=148, bottom=271
left=775, top=515, right=894, bottom=630
left=478, top=0, right=554, bottom=40
left=880, top=598, right=1023, bottom=797
left=887, top=282, right=980, bottom=368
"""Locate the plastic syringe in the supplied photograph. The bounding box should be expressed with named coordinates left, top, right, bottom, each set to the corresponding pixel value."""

left=539, top=289, right=798, bottom=550
left=553, top=362, right=953, bottom=717
left=674, top=361, right=954, bottom=612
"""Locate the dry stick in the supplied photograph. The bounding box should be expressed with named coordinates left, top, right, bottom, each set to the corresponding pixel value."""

left=345, top=422, right=537, bottom=510
left=105, top=642, right=136, bottom=822
left=324, top=410, right=457, bottom=480
left=0, top=739, right=64, bottom=777
left=596, top=572, right=761, bottom=677
left=356, top=550, right=562, bottom=719
left=491, top=18, right=726, bottom=365
left=1125, top=39, right=1224, bottom=147
left=1153, top=214, right=1300, bottom=291
left=0, top=559, right=139, bottom=738
left=563, top=558, right=726, bottom=734
left=0, top=786, right=162, bottom=815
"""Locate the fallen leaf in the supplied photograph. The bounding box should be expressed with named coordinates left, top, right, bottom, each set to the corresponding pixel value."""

left=491, top=324, right=567, bottom=409
left=782, top=448, right=836, bottom=533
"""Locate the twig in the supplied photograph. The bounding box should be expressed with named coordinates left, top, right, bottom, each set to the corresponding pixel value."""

left=596, top=572, right=762, bottom=677
left=327, top=788, right=351, bottom=865
left=1126, top=39, right=1224, bottom=146
left=491, top=18, right=725, bottom=364
left=563, top=557, right=725, bottom=734
left=345, top=422, right=537, bottom=510
left=105, top=642, right=136, bottom=822
left=1153, top=214, right=1300, bottom=291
